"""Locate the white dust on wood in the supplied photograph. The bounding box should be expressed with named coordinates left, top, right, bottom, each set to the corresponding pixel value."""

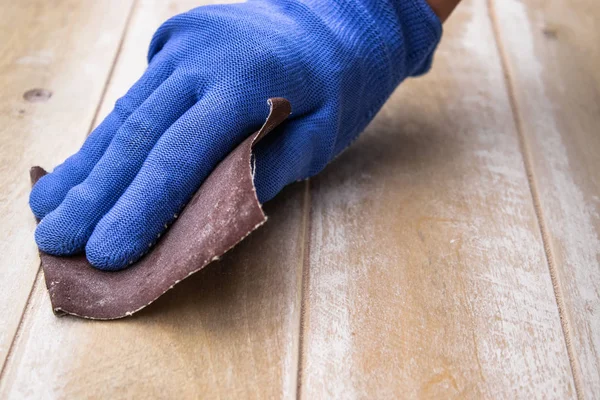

left=496, top=0, right=600, bottom=394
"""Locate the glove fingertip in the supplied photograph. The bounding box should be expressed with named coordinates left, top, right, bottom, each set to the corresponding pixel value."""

left=85, top=245, right=128, bottom=271
left=34, top=214, right=86, bottom=256
left=29, top=175, right=64, bottom=220
left=86, top=220, right=146, bottom=271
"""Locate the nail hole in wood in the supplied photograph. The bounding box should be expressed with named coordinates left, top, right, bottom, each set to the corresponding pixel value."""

left=24, top=88, right=52, bottom=103
left=542, top=27, right=558, bottom=39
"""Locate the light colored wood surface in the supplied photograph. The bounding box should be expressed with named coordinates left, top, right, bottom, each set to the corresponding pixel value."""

left=0, top=0, right=598, bottom=398
left=0, top=187, right=306, bottom=399
left=299, top=0, right=575, bottom=397
left=491, top=0, right=600, bottom=397
left=0, top=0, right=133, bottom=372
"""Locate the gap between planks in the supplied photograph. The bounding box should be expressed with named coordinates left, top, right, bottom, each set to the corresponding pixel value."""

left=86, top=0, right=140, bottom=137
left=293, top=178, right=312, bottom=400
left=486, top=0, right=584, bottom=398
left=0, top=270, right=41, bottom=383
left=0, top=0, right=138, bottom=384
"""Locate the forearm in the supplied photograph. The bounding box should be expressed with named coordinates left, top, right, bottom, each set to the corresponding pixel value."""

left=425, top=0, right=461, bottom=22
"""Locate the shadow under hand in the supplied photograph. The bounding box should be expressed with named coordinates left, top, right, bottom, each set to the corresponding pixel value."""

left=312, top=101, right=462, bottom=207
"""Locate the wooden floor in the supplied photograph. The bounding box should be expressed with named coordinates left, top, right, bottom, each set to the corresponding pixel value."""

left=0, top=0, right=598, bottom=398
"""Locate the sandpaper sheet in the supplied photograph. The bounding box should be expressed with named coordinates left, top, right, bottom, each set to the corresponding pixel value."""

left=30, top=98, right=291, bottom=319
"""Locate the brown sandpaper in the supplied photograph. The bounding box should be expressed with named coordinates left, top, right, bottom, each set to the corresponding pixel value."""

left=30, top=98, right=291, bottom=320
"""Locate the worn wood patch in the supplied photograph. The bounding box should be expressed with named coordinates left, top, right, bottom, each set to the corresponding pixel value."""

left=491, top=0, right=600, bottom=396
left=299, top=0, right=576, bottom=397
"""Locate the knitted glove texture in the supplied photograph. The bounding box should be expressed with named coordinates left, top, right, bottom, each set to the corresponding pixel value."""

left=30, top=0, right=441, bottom=270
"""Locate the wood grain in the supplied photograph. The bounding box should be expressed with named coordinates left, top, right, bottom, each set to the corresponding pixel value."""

left=490, top=0, right=600, bottom=396
left=299, top=0, right=577, bottom=398
left=0, top=0, right=132, bottom=372
left=0, top=186, right=306, bottom=399
left=0, top=1, right=306, bottom=398
left=3, top=0, right=598, bottom=397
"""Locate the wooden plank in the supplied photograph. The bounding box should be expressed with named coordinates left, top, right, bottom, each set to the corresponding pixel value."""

left=0, top=187, right=306, bottom=399
left=0, top=1, right=306, bottom=398
left=0, top=0, right=133, bottom=372
left=299, top=0, right=577, bottom=398
left=490, top=0, right=600, bottom=396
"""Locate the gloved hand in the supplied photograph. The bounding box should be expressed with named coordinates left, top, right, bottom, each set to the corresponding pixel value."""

left=30, top=0, right=441, bottom=270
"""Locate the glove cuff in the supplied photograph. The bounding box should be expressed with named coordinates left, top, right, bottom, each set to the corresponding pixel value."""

left=380, top=0, right=443, bottom=77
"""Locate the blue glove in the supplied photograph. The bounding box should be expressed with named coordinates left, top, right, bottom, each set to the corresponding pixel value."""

left=30, top=0, right=441, bottom=270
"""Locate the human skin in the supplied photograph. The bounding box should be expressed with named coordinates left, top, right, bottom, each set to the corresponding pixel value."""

left=427, top=0, right=461, bottom=22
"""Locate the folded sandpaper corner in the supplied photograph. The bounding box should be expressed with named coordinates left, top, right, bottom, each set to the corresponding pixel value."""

left=30, top=98, right=291, bottom=320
